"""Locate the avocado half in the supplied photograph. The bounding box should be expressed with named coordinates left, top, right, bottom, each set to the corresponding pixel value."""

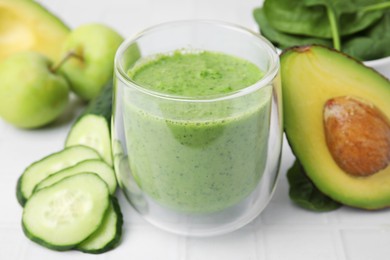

left=281, top=45, right=390, bottom=209
left=0, top=0, right=69, bottom=62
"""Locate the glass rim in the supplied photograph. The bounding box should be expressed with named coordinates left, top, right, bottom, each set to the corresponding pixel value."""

left=114, top=20, right=280, bottom=102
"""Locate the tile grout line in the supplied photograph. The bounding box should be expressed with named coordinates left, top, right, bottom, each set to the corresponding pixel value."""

left=327, top=210, right=348, bottom=260
left=253, top=222, right=390, bottom=230
left=254, top=217, right=268, bottom=260
left=332, top=229, right=349, bottom=260
left=178, top=234, right=188, bottom=260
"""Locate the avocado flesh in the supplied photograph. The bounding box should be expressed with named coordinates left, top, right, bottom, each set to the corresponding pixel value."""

left=281, top=45, right=390, bottom=209
left=0, top=0, right=69, bottom=62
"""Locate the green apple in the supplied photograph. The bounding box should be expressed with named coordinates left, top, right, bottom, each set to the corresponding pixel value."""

left=59, top=23, right=124, bottom=101
left=0, top=51, right=69, bottom=128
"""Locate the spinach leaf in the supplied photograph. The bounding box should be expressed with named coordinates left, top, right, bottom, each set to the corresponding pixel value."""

left=287, top=160, right=342, bottom=212
left=263, top=0, right=384, bottom=39
left=304, top=0, right=388, bottom=49
left=255, top=0, right=390, bottom=59
left=263, top=0, right=327, bottom=37
left=303, top=0, right=343, bottom=49
left=342, top=11, right=390, bottom=60
left=253, top=8, right=332, bottom=49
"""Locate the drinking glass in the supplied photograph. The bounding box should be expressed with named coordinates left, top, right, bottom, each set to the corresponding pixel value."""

left=112, top=20, right=282, bottom=236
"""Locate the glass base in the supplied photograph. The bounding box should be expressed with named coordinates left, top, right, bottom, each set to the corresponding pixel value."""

left=116, top=153, right=280, bottom=237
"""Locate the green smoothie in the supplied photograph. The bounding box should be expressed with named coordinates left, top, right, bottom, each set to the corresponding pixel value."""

left=124, top=50, right=272, bottom=213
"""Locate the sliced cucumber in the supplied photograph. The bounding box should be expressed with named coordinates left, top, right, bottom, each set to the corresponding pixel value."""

left=17, top=145, right=101, bottom=206
left=77, top=196, right=123, bottom=254
left=66, top=115, right=112, bottom=165
left=35, top=159, right=117, bottom=195
left=22, top=173, right=110, bottom=251
left=65, top=81, right=113, bottom=165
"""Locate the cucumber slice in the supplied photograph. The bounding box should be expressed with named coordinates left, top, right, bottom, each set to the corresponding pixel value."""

left=65, top=81, right=113, bottom=165
left=17, top=145, right=101, bottom=206
left=35, top=159, right=117, bottom=194
left=22, top=173, right=110, bottom=251
left=77, top=196, right=123, bottom=254
left=65, top=115, right=112, bottom=166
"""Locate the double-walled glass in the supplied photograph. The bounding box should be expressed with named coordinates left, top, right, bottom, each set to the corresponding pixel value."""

left=112, top=21, right=282, bottom=236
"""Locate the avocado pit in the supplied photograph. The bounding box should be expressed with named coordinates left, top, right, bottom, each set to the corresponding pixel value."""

left=323, top=96, right=390, bottom=177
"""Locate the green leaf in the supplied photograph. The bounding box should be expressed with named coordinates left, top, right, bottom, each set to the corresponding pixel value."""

left=263, top=0, right=328, bottom=37
left=287, top=160, right=342, bottom=212
left=359, top=0, right=390, bottom=13
left=342, top=11, right=390, bottom=60
left=368, top=9, right=390, bottom=37
left=253, top=8, right=332, bottom=49
left=303, top=0, right=343, bottom=49
left=263, top=0, right=384, bottom=39
left=342, top=36, right=390, bottom=61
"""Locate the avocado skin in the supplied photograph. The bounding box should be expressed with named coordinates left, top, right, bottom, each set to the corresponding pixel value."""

left=281, top=45, right=390, bottom=210
left=0, top=0, right=70, bottom=62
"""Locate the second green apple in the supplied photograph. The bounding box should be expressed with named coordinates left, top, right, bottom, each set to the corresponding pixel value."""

left=0, top=51, right=69, bottom=128
left=60, top=24, right=124, bottom=101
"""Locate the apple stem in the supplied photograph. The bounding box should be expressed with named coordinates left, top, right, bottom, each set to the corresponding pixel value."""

left=51, top=50, right=83, bottom=73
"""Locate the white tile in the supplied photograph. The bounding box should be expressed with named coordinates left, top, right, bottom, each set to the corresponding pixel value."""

left=334, top=207, right=390, bottom=226
left=0, top=227, right=25, bottom=260
left=38, top=0, right=107, bottom=27
left=0, top=180, right=23, bottom=226
left=100, top=0, right=154, bottom=37
left=148, top=0, right=194, bottom=25
left=260, top=200, right=332, bottom=225
left=233, top=0, right=262, bottom=29
left=192, top=0, right=238, bottom=24
left=186, top=226, right=257, bottom=260
left=22, top=243, right=99, bottom=260
left=106, top=226, right=180, bottom=260
left=341, top=229, right=390, bottom=260
left=264, top=228, right=339, bottom=260
left=253, top=228, right=268, bottom=260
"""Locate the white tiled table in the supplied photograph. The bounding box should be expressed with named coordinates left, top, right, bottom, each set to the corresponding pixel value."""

left=1, top=1, right=390, bottom=259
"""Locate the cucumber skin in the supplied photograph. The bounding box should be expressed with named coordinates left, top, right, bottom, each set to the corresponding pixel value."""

left=21, top=173, right=110, bottom=251
left=77, top=196, right=123, bottom=254
left=16, top=176, right=25, bottom=207
left=22, top=223, right=74, bottom=251
left=34, top=159, right=117, bottom=195
left=77, top=80, right=113, bottom=126
left=16, top=145, right=101, bottom=206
